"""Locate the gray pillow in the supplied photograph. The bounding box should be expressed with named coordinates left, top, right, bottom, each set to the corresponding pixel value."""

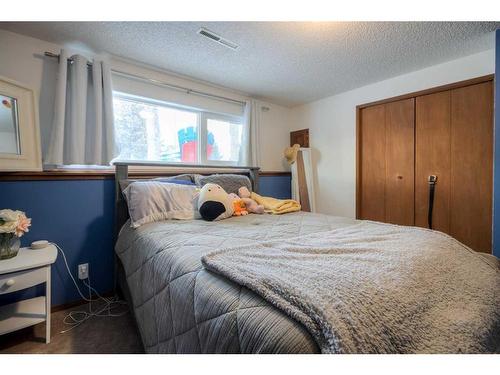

left=196, top=174, right=252, bottom=195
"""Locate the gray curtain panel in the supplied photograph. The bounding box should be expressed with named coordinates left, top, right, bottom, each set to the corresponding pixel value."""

left=45, top=49, right=116, bottom=166
left=239, top=100, right=260, bottom=167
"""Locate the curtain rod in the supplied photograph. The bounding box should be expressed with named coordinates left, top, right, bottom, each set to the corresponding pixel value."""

left=44, top=51, right=247, bottom=106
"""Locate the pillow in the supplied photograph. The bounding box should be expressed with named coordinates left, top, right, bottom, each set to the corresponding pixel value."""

left=119, top=174, right=195, bottom=192
left=123, top=181, right=200, bottom=228
left=154, top=174, right=195, bottom=183
left=157, top=178, right=195, bottom=186
left=196, top=174, right=252, bottom=195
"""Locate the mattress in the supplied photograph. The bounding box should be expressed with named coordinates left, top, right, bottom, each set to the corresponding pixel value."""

left=115, top=211, right=357, bottom=353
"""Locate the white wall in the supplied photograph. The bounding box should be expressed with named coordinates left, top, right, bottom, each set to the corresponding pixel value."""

left=257, top=101, right=291, bottom=171
left=290, top=49, right=496, bottom=217
left=0, top=30, right=60, bottom=156
left=0, top=29, right=292, bottom=172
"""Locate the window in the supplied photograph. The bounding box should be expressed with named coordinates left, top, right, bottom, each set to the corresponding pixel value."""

left=113, top=93, right=244, bottom=165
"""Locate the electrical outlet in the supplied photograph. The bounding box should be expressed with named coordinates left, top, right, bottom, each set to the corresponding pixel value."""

left=78, top=263, right=89, bottom=280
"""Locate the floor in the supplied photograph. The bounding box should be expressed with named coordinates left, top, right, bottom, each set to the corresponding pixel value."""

left=0, top=301, right=144, bottom=354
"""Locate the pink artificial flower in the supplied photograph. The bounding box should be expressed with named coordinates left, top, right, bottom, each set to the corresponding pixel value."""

left=15, top=215, right=31, bottom=237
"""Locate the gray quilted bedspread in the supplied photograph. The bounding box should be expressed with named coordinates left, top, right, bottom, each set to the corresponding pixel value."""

left=115, top=211, right=357, bottom=353
left=203, top=222, right=500, bottom=353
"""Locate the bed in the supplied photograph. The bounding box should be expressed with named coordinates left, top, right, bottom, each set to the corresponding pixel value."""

left=113, top=162, right=500, bottom=354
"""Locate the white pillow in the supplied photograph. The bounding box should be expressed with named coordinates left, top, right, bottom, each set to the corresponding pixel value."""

left=123, top=181, right=200, bottom=228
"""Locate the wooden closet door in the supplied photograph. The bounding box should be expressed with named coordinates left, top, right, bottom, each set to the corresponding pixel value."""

left=359, top=104, right=386, bottom=222
left=415, top=91, right=451, bottom=232
left=450, top=81, right=493, bottom=253
left=385, top=98, right=415, bottom=225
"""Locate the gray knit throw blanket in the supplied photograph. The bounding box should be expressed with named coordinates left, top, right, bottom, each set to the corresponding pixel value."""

left=202, top=221, right=500, bottom=353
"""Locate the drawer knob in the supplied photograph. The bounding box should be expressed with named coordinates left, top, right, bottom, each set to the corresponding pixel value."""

left=5, top=279, right=15, bottom=287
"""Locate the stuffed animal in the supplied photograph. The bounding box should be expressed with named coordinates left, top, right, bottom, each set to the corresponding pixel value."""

left=197, top=183, right=234, bottom=221
left=284, top=143, right=301, bottom=165
left=238, top=186, right=265, bottom=214
left=232, top=199, right=249, bottom=216
left=227, top=193, right=249, bottom=216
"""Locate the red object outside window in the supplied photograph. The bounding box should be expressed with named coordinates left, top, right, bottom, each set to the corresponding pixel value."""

left=180, top=141, right=214, bottom=162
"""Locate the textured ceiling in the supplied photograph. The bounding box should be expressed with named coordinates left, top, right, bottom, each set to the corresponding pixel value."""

left=0, top=22, right=498, bottom=106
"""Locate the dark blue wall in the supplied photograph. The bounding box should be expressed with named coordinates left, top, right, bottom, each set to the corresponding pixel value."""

left=494, top=29, right=500, bottom=258
left=0, top=175, right=291, bottom=307
left=259, top=175, right=292, bottom=199
left=0, top=179, right=115, bottom=306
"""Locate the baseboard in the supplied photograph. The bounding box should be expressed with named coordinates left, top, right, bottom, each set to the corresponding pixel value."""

left=51, top=290, right=114, bottom=313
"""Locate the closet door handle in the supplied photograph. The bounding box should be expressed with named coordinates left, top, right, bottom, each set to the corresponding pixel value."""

left=427, top=175, right=438, bottom=229
left=397, top=175, right=403, bottom=180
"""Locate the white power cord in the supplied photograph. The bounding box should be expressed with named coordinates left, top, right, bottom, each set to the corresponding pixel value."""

left=50, top=243, right=128, bottom=333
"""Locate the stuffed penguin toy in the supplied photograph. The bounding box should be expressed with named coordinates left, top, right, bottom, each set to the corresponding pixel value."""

left=197, top=183, right=234, bottom=221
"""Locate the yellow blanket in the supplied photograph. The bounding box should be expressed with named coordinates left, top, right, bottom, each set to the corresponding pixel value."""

left=250, top=192, right=301, bottom=214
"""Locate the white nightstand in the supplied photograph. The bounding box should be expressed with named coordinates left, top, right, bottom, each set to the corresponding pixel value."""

left=0, top=245, right=57, bottom=343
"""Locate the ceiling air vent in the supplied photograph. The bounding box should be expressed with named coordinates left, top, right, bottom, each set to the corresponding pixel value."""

left=197, top=28, right=239, bottom=50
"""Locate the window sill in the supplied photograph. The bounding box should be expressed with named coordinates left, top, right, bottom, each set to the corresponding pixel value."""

left=0, top=168, right=290, bottom=181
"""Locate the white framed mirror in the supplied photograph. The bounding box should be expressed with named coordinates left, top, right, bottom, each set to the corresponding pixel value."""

left=0, top=76, right=41, bottom=171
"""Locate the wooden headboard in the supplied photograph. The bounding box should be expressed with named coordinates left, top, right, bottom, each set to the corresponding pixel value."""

left=113, top=161, right=260, bottom=237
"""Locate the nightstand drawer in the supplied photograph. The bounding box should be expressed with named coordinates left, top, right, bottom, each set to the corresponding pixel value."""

left=0, top=267, right=47, bottom=294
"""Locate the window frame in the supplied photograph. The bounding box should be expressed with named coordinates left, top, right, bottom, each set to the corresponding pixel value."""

left=112, top=91, right=244, bottom=166
left=200, top=111, right=244, bottom=166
